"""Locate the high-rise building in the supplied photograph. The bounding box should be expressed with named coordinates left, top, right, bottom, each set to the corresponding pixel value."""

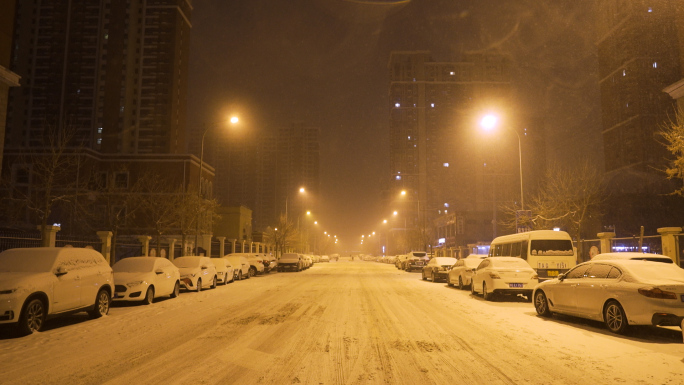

left=387, top=51, right=544, bottom=249
left=5, top=0, right=192, bottom=154
left=596, top=1, right=684, bottom=233
left=596, top=1, right=681, bottom=186
left=0, top=0, right=20, bottom=173
left=207, top=123, right=320, bottom=232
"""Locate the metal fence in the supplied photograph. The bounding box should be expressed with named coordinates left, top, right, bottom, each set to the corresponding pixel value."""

left=56, top=233, right=101, bottom=249
left=0, top=229, right=42, bottom=252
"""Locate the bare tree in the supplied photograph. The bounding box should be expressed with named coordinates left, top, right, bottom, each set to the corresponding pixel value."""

left=660, top=108, right=684, bottom=196
left=500, top=161, right=604, bottom=241
left=264, top=214, right=299, bottom=259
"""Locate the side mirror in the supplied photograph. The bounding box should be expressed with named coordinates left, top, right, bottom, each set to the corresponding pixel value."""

left=155, top=269, right=164, bottom=275
left=55, top=266, right=68, bottom=276
left=557, top=273, right=566, bottom=281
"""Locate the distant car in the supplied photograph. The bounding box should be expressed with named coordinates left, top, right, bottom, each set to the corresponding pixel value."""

left=302, top=255, right=313, bottom=268
left=471, top=257, right=538, bottom=301
left=279, top=253, right=304, bottom=272
left=0, top=247, right=113, bottom=335
left=172, top=256, right=217, bottom=292
left=223, top=255, right=250, bottom=280
left=320, top=255, right=330, bottom=262
left=533, top=259, right=684, bottom=334
left=211, top=258, right=234, bottom=284
left=113, top=257, right=181, bottom=304
left=591, top=252, right=673, bottom=263
left=229, top=253, right=265, bottom=277
left=447, top=255, right=486, bottom=290
left=422, top=257, right=457, bottom=282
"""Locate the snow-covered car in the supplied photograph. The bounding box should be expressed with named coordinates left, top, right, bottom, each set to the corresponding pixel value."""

left=0, top=247, right=113, bottom=335
left=471, top=257, right=538, bottom=301
left=591, top=252, right=673, bottom=263
left=320, top=255, right=330, bottom=262
left=278, top=253, right=304, bottom=272
left=113, top=257, right=180, bottom=304
left=229, top=253, right=265, bottom=277
left=303, top=255, right=313, bottom=268
left=172, top=256, right=217, bottom=292
left=223, top=255, right=250, bottom=280
left=211, top=258, right=234, bottom=284
left=447, top=255, right=486, bottom=289
left=422, top=257, right=457, bottom=282
left=258, top=253, right=277, bottom=273
left=533, top=259, right=684, bottom=334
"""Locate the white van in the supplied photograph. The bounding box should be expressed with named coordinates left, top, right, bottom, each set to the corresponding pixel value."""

left=489, top=230, right=576, bottom=280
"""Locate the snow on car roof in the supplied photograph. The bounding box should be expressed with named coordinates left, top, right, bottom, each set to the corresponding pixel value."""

left=592, top=252, right=672, bottom=262
left=113, top=257, right=157, bottom=273
left=172, top=256, right=204, bottom=268
left=0, top=247, right=105, bottom=273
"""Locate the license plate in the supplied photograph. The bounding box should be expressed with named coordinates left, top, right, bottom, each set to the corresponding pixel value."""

left=547, top=270, right=559, bottom=277
left=509, top=283, right=523, bottom=288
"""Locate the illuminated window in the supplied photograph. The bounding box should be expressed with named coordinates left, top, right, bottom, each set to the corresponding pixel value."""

left=444, top=203, right=449, bottom=208
left=449, top=71, right=455, bottom=75
left=408, top=136, right=411, bottom=140
left=622, top=69, right=626, bottom=76
left=396, top=176, right=402, bottom=180
left=395, top=103, right=400, bottom=107
left=443, top=163, right=449, bottom=167
left=653, top=62, right=658, bottom=68
left=431, top=103, right=435, bottom=108
left=648, top=7, right=652, bottom=12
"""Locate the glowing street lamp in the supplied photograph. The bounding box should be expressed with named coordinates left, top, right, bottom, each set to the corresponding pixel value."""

left=195, top=116, right=239, bottom=253
left=479, top=113, right=524, bottom=210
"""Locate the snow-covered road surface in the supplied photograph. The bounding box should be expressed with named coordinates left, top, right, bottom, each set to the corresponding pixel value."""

left=1, top=261, right=683, bottom=384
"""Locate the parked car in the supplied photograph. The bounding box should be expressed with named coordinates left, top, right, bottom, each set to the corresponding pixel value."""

left=260, top=253, right=277, bottom=272
left=172, top=256, right=217, bottom=292
left=113, top=257, right=180, bottom=304
left=303, top=255, right=313, bottom=268
left=211, top=258, right=234, bottom=284
left=0, top=247, right=113, bottom=335
left=422, top=257, right=457, bottom=282
left=471, top=257, right=538, bottom=301
left=229, top=253, right=265, bottom=277
left=223, top=255, right=250, bottom=280
left=279, top=253, right=304, bottom=272
left=320, top=255, right=330, bottom=262
left=533, top=259, right=684, bottom=334
left=447, top=255, right=486, bottom=289
left=591, top=252, right=673, bottom=263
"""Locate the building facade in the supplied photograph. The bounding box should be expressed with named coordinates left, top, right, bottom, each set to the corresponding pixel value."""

left=387, top=51, right=545, bottom=251
left=0, top=0, right=20, bottom=173
left=5, top=0, right=192, bottom=154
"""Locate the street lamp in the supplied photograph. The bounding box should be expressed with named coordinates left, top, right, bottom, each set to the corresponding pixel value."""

left=479, top=113, right=524, bottom=210
left=195, top=116, right=239, bottom=254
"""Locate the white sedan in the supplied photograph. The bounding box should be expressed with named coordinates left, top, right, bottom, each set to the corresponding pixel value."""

left=113, top=257, right=180, bottom=304
left=471, top=257, right=538, bottom=301
left=172, top=256, right=217, bottom=292
left=533, top=259, right=684, bottom=334
left=447, top=255, right=486, bottom=290
left=211, top=258, right=234, bottom=284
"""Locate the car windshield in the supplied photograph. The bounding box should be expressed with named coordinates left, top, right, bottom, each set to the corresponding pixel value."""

left=113, top=258, right=156, bottom=273
left=173, top=258, right=200, bottom=268
left=0, top=250, right=56, bottom=273
left=626, top=264, right=684, bottom=282
left=530, top=240, right=574, bottom=256
left=492, top=259, right=530, bottom=269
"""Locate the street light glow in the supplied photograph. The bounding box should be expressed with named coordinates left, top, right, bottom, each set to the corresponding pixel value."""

left=229, top=116, right=239, bottom=124
left=393, top=211, right=398, bottom=216
left=299, top=187, right=305, bottom=193
left=400, top=190, right=407, bottom=196
left=480, top=114, right=499, bottom=131
left=383, top=219, right=387, bottom=224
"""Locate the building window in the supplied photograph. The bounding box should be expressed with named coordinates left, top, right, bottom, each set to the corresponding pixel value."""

left=443, top=163, right=449, bottom=167
left=652, top=62, right=658, bottom=68
left=114, top=172, right=129, bottom=189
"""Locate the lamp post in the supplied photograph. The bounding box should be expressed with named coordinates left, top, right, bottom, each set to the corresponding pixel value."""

left=195, top=116, right=239, bottom=254
left=479, top=114, right=524, bottom=210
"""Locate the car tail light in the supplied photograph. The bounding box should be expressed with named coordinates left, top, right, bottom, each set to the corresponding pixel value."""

left=488, top=272, right=501, bottom=279
left=638, top=287, right=677, bottom=299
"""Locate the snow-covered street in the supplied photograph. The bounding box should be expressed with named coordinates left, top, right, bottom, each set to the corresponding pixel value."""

left=1, top=260, right=683, bottom=385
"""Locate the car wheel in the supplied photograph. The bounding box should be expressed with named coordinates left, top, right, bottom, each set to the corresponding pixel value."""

left=458, top=276, right=464, bottom=290
left=249, top=267, right=257, bottom=277
left=483, top=283, right=492, bottom=301
left=534, top=291, right=552, bottom=317
left=238, top=271, right=243, bottom=280
left=431, top=271, right=438, bottom=283
left=88, top=289, right=110, bottom=319
left=446, top=275, right=453, bottom=287
left=19, top=298, right=46, bottom=335
left=196, top=278, right=202, bottom=292
left=471, top=280, right=477, bottom=296
left=422, top=271, right=427, bottom=280
left=171, top=281, right=180, bottom=298
left=604, top=300, right=629, bottom=334
left=211, top=276, right=217, bottom=289
left=143, top=286, right=154, bottom=305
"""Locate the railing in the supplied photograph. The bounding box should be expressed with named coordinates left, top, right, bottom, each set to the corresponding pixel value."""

left=56, top=233, right=101, bottom=249
left=0, top=229, right=42, bottom=252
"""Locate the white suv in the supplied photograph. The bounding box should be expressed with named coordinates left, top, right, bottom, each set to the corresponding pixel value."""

left=0, top=247, right=114, bottom=335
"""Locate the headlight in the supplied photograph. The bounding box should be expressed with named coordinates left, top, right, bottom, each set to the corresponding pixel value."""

left=0, top=289, right=17, bottom=295
left=126, top=281, right=145, bottom=288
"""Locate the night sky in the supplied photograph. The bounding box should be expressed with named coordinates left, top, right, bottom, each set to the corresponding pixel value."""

left=187, top=0, right=602, bottom=249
